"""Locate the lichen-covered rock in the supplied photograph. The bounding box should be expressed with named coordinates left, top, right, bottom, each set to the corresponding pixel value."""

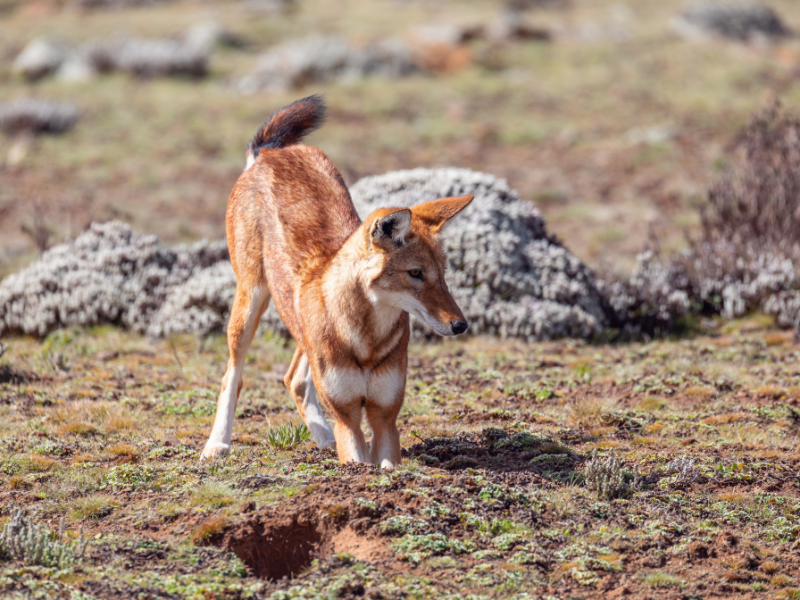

left=85, top=37, right=209, bottom=78
left=0, top=222, right=227, bottom=337
left=0, top=98, right=79, bottom=135
left=239, top=36, right=417, bottom=93
left=12, top=38, right=69, bottom=80
left=12, top=30, right=212, bottom=83
left=1, top=169, right=615, bottom=341
left=674, top=2, right=789, bottom=41
left=71, top=0, right=174, bottom=7
left=146, top=261, right=236, bottom=338
left=350, top=168, right=610, bottom=339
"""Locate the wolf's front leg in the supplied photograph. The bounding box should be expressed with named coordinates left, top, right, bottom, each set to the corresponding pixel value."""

left=366, top=405, right=401, bottom=470
left=331, top=405, right=370, bottom=464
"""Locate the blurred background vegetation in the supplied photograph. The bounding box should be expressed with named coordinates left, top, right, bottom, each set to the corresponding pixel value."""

left=2, top=0, right=800, bottom=279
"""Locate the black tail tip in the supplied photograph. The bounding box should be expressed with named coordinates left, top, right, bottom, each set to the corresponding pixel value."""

left=248, top=95, right=328, bottom=161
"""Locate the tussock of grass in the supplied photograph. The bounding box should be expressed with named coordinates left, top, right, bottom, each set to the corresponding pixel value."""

left=59, top=422, right=100, bottom=436
left=69, top=495, right=115, bottom=520
left=762, top=560, right=781, bottom=574
left=684, top=386, right=715, bottom=398
left=265, top=421, right=310, bottom=450
left=642, top=572, right=683, bottom=588
left=25, top=455, right=56, bottom=472
left=71, top=454, right=100, bottom=464
left=7, top=476, right=31, bottom=490
left=191, top=516, right=229, bottom=545
left=190, top=482, right=235, bottom=510
left=50, top=401, right=139, bottom=435
left=635, top=396, right=670, bottom=412
left=702, top=412, right=752, bottom=425
left=107, top=444, right=139, bottom=457
left=566, top=396, right=617, bottom=428
left=771, top=574, right=795, bottom=587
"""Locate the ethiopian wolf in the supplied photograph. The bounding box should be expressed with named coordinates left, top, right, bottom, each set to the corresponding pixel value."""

left=201, top=95, right=472, bottom=468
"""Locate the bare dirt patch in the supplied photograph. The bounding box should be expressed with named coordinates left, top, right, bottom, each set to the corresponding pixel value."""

left=210, top=496, right=390, bottom=580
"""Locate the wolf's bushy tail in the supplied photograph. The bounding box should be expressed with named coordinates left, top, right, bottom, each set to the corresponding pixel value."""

left=245, top=95, right=327, bottom=166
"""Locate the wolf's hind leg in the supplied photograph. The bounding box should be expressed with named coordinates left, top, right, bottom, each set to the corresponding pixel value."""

left=285, top=348, right=335, bottom=448
left=201, top=284, right=269, bottom=460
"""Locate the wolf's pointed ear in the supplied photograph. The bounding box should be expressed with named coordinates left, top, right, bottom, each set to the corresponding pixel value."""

left=371, top=208, right=412, bottom=251
left=411, top=195, right=473, bottom=233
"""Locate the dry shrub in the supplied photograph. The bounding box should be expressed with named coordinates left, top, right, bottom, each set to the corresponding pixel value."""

left=85, top=37, right=209, bottom=78
left=675, top=3, right=790, bottom=42
left=702, top=103, right=800, bottom=252
left=583, top=450, right=639, bottom=500
left=239, top=37, right=418, bottom=93
left=71, top=0, right=175, bottom=7
left=601, top=102, right=800, bottom=338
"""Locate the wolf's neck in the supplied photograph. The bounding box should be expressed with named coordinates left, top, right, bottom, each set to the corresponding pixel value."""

left=321, top=240, right=405, bottom=363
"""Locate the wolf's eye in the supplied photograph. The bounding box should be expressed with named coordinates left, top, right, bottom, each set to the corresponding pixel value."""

left=408, top=269, right=423, bottom=280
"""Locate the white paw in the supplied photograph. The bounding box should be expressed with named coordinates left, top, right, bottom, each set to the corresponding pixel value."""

left=308, top=419, right=336, bottom=449
left=200, top=443, right=230, bottom=461
left=317, top=438, right=336, bottom=450
left=380, top=459, right=395, bottom=471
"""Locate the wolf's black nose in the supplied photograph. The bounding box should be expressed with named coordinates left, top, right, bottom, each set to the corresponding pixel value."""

left=451, top=320, right=469, bottom=335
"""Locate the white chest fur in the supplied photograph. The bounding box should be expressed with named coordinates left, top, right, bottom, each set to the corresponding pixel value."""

left=322, top=365, right=405, bottom=408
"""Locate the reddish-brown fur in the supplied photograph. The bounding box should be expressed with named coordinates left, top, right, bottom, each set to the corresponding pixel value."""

left=201, top=96, right=472, bottom=466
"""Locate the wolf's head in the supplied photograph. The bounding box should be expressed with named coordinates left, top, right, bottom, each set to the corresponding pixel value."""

left=363, top=195, right=473, bottom=336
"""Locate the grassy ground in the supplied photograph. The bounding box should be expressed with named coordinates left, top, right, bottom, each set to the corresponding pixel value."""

left=3, top=1, right=800, bottom=598
left=1, top=320, right=799, bottom=598
left=3, top=0, right=800, bottom=277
